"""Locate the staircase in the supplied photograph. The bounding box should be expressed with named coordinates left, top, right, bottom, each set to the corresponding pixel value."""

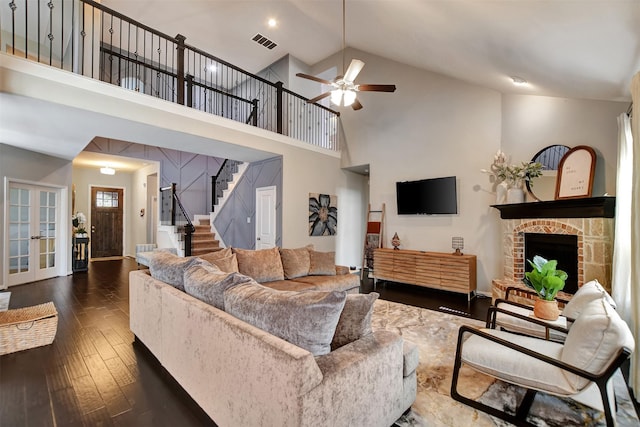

left=190, top=217, right=221, bottom=256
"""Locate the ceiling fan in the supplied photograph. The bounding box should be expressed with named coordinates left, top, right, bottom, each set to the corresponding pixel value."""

left=296, top=0, right=396, bottom=111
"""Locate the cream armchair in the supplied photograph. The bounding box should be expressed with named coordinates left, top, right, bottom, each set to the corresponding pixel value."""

left=451, top=297, right=634, bottom=426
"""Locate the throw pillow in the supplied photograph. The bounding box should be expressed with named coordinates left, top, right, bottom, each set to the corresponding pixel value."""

left=148, top=251, right=202, bottom=291
left=183, top=263, right=253, bottom=310
left=279, top=246, right=312, bottom=279
left=563, top=279, right=616, bottom=319
left=224, top=281, right=347, bottom=356
left=199, top=253, right=239, bottom=273
left=233, top=247, right=285, bottom=283
left=561, top=298, right=634, bottom=390
left=198, top=247, right=232, bottom=262
left=309, top=250, right=336, bottom=276
left=331, top=292, right=379, bottom=350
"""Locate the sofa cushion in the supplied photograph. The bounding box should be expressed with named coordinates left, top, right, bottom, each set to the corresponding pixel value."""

left=148, top=251, right=201, bottom=291
left=332, top=292, right=379, bottom=350
left=309, top=250, right=336, bottom=276
left=224, top=281, right=346, bottom=356
left=562, top=279, right=616, bottom=319
left=183, top=262, right=253, bottom=310
left=561, top=298, right=635, bottom=390
left=234, top=247, right=285, bottom=283
left=279, top=246, right=312, bottom=279
left=291, top=274, right=360, bottom=293
left=260, top=280, right=317, bottom=292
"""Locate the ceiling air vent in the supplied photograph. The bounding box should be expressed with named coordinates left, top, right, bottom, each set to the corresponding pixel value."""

left=252, top=33, right=277, bottom=50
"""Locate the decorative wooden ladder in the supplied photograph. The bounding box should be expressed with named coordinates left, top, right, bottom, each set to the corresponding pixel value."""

left=361, top=203, right=385, bottom=279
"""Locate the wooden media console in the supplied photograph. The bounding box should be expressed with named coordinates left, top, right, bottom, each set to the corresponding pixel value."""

left=374, top=248, right=477, bottom=300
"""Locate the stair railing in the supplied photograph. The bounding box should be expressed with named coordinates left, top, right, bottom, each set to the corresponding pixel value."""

left=0, top=0, right=340, bottom=150
left=160, top=183, right=194, bottom=256
left=211, top=160, right=241, bottom=212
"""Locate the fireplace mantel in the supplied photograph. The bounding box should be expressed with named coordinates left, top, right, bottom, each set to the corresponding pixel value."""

left=491, top=196, right=615, bottom=219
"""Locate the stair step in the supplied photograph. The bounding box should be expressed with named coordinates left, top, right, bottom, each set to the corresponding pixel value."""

left=192, top=233, right=216, bottom=241
left=191, top=247, right=223, bottom=256
left=192, top=239, right=220, bottom=249
left=197, top=219, right=210, bottom=226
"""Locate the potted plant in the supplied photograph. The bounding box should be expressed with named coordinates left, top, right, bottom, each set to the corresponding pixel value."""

left=523, top=255, right=568, bottom=320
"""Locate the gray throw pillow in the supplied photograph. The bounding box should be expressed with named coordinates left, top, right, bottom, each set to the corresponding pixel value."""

left=331, top=292, right=379, bottom=350
left=184, top=263, right=253, bottom=310
left=224, top=281, right=347, bottom=356
left=148, top=251, right=202, bottom=291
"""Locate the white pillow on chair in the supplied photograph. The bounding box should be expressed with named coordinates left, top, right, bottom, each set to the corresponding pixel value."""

left=563, top=280, right=616, bottom=319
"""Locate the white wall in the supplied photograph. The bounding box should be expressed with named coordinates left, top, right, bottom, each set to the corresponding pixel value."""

left=501, top=94, right=626, bottom=198
left=309, top=48, right=627, bottom=293
left=311, top=48, right=503, bottom=292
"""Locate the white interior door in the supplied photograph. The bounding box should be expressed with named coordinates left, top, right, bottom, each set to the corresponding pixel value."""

left=255, top=186, right=276, bottom=249
left=7, top=183, right=60, bottom=286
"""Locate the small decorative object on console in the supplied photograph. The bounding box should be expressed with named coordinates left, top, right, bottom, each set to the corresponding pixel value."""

left=391, top=232, right=401, bottom=250
left=452, top=237, right=464, bottom=255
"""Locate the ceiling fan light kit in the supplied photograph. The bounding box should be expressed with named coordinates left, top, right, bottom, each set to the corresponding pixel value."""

left=296, top=0, right=396, bottom=110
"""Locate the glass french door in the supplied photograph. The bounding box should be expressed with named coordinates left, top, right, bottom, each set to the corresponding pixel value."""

left=8, top=183, right=59, bottom=286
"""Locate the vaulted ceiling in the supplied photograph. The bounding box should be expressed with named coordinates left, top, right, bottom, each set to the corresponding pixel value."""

left=102, top=0, right=640, bottom=102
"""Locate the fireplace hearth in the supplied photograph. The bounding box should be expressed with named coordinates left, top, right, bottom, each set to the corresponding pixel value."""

left=491, top=197, right=615, bottom=303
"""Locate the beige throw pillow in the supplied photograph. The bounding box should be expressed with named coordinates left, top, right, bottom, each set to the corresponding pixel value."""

left=331, top=292, right=379, bottom=350
left=234, top=247, right=285, bottom=282
left=309, top=250, right=336, bottom=276
left=198, top=247, right=232, bottom=262
left=279, top=247, right=311, bottom=279
left=224, top=281, right=347, bottom=356
left=199, top=253, right=239, bottom=273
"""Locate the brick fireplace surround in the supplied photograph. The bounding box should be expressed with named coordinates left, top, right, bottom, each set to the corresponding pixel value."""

left=491, top=197, right=615, bottom=304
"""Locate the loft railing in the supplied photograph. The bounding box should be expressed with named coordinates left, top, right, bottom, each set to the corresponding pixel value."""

left=1, top=0, right=340, bottom=151
left=160, top=183, right=194, bottom=256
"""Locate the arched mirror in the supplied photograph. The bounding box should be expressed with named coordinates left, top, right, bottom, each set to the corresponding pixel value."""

left=526, top=145, right=570, bottom=201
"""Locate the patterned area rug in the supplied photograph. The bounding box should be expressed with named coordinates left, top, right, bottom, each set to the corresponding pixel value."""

left=371, top=299, right=639, bottom=427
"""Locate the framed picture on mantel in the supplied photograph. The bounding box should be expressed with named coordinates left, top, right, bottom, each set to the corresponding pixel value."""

left=555, top=145, right=596, bottom=200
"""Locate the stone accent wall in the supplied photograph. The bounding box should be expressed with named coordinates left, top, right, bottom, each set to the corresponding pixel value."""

left=493, top=217, right=614, bottom=302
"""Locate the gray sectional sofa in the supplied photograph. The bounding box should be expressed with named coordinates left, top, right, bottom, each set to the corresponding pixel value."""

left=129, top=247, right=417, bottom=426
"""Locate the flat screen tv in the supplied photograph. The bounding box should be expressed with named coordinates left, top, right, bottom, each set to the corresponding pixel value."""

left=396, top=176, right=458, bottom=215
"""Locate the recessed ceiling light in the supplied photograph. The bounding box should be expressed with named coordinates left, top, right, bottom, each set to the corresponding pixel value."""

left=511, top=76, right=528, bottom=86
left=268, top=18, right=277, bottom=28
left=100, top=166, right=115, bottom=175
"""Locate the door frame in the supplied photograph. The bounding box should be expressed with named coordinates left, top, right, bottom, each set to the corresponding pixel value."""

left=3, top=177, right=69, bottom=288
left=88, top=184, right=126, bottom=258
left=255, top=185, right=277, bottom=249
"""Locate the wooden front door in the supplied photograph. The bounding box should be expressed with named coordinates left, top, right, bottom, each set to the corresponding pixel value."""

left=91, top=187, right=123, bottom=258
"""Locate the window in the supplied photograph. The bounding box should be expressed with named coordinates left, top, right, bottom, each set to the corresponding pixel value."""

left=96, top=190, right=119, bottom=208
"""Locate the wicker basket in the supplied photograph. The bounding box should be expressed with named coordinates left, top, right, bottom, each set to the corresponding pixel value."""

left=0, top=302, right=58, bottom=355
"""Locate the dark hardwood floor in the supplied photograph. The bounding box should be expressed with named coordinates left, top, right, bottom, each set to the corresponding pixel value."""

left=0, top=258, right=215, bottom=427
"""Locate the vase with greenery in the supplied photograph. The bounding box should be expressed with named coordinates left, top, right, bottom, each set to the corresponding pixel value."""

left=481, top=150, right=543, bottom=204
left=523, top=255, right=568, bottom=320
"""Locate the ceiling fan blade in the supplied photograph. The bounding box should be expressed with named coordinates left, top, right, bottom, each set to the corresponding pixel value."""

left=357, top=84, right=396, bottom=92
left=351, top=98, right=363, bottom=111
left=296, top=73, right=333, bottom=86
left=343, top=59, right=365, bottom=83
left=307, top=92, right=332, bottom=104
